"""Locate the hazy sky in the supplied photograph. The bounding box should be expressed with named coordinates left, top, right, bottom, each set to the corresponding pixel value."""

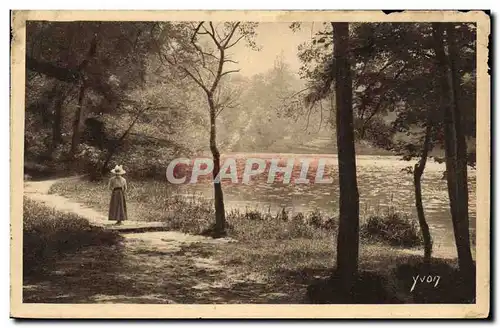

left=229, top=22, right=325, bottom=77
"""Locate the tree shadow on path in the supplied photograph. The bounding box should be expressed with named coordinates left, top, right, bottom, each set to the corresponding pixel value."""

left=24, top=234, right=306, bottom=304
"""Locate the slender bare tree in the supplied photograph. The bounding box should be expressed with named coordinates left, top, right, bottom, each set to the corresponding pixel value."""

left=154, top=21, right=258, bottom=237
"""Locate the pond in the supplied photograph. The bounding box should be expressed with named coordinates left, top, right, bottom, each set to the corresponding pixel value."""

left=171, top=153, right=476, bottom=253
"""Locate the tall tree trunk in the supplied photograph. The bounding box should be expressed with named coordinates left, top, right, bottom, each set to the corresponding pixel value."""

left=46, top=83, right=66, bottom=154
left=413, top=123, right=433, bottom=265
left=432, top=23, right=474, bottom=287
left=445, top=23, right=475, bottom=286
left=208, top=96, right=226, bottom=237
left=332, top=22, right=360, bottom=296
left=70, top=35, right=97, bottom=159
left=71, top=82, right=86, bottom=157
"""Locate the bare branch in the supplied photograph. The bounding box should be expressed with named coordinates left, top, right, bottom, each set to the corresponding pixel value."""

left=214, top=85, right=241, bottom=117
left=154, top=35, right=210, bottom=95
left=208, top=22, right=221, bottom=48
left=191, top=22, right=205, bottom=42
left=190, top=22, right=209, bottom=67
left=303, top=105, right=313, bottom=132
left=215, top=97, right=239, bottom=117
left=191, top=65, right=206, bottom=87
left=284, top=87, right=312, bottom=100
left=214, top=22, right=223, bottom=40
left=201, top=50, right=218, bottom=60
left=226, top=34, right=245, bottom=49
left=205, top=66, right=217, bottom=79
left=215, top=104, right=224, bottom=117
left=180, top=66, right=209, bottom=94
left=220, top=69, right=240, bottom=78
left=318, top=100, right=324, bottom=133
left=224, top=59, right=239, bottom=64
left=222, top=22, right=241, bottom=48
left=200, top=23, right=218, bottom=49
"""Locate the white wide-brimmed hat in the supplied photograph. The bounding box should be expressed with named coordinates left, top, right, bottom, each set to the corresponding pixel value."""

left=111, top=165, right=126, bottom=175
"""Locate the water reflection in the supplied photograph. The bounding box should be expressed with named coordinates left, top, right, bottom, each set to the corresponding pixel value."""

left=171, top=153, right=476, bottom=250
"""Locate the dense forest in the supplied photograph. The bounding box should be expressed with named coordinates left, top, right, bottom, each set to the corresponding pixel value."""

left=24, top=22, right=400, bottom=179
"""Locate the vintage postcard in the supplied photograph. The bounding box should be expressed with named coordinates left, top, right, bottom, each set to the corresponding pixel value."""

left=10, top=10, right=490, bottom=319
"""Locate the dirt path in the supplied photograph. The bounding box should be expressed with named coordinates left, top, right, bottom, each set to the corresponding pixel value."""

left=25, top=177, right=167, bottom=231
left=24, top=177, right=300, bottom=303
left=25, top=177, right=104, bottom=223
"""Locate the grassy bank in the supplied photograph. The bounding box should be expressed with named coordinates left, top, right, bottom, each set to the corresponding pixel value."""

left=49, top=178, right=422, bottom=246
left=48, top=179, right=424, bottom=277
left=23, top=197, right=123, bottom=277
left=46, top=178, right=475, bottom=303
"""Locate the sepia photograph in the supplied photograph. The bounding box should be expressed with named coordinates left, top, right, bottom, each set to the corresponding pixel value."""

left=10, top=10, right=490, bottom=318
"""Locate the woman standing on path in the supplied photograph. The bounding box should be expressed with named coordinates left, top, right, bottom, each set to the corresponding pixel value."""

left=108, top=165, right=128, bottom=225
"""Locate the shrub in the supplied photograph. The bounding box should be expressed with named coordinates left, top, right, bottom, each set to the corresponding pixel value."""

left=23, top=197, right=122, bottom=276
left=360, top=212, right=422, bottom=247
left=244, top=209, right=264, bottom=221
left=320, top=216, right=338, bottom=231
left=74, top=144, right=105, bottom=176
left=291, top=212, right=306, bottom=225
left=162, top=196, right=214, bottom=234
left=306, top=209, right=324, bottom=229
left=275, top=207, right=289, bottom=221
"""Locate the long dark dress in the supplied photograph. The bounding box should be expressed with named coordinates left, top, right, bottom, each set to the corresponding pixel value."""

left=108, top=187, right=127, bottom=222
left=108, top=176, right=128, bottom=222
